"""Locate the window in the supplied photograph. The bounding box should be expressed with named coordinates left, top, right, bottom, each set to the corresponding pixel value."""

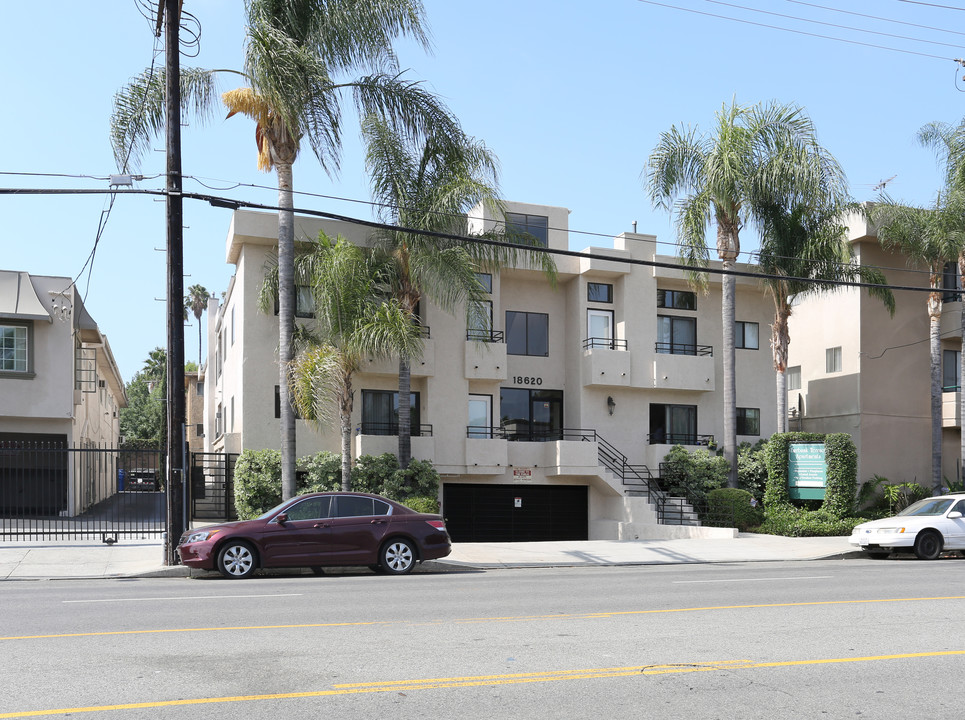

left=467, top=300, right=493, bottom=341
left=649, top=404, right=697, bottom=445
left=295, top=285, right=314, bottom=318
left=334, top=495, right=391, bottom=517
left=475, top=273, right=492, bottom=293
left=195, top=423, right=204, bottom=438
left=196, top=381, right=204, bottom=397
left=274, top=385, right=303, bottom=420
left=500, top=388, right=563, bottom=441
left=586, top=309, right=614, bottom=349
left=657, top=289, right=696, bottom=310
left=468, top=394, right=493, bottom=438
left=0, top=323, right=29, bottom=374
left=656, top=315, right=697, bottom=355
left=943, top=261, right=961, bottom=302
left=361, top=390, right=421, bottom=436
left=230, top=306, right=235, bottom=345
left=285, top=496, right=332, bottom=521
left=737, top=408, right=761, bottom=436
left=230, top=396, right=235, bottom=433
left=588, top=282, right=612, bottom=303
left=735, top=321, right=759, bottom=350
left=826, top=346, right=842, bottom=373
left=944, top=349, right=961, bottom=391
left=506, top=311, right=549, bottom=356
left=506, top=212, right=548, bottom=247
left=787, top=366, right=801, bottom=391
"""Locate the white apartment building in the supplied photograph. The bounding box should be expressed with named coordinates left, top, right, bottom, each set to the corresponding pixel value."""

left=203, top=203, right=778, bottom=541
left=787, top=212, right=964, bottom=487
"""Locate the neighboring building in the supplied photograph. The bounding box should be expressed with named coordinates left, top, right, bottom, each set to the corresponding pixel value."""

left=185, top=368, right=205, bottom=451
left=787, top=211, right=961, bottom=487
left=203, top=204, right=778, bottom=541
left=0, top=270, right=127, bottom=513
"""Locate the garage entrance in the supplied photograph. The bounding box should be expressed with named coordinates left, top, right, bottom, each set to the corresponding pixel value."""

left=442, top=483, right=588, bottom=543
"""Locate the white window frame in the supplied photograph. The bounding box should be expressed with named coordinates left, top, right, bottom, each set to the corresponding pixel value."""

left=826, top=346, right=842, bottom=374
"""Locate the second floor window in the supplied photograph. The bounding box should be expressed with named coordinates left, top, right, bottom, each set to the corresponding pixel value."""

left=361, top=390, right=421, bottom=436
left=1, top=323, right=29, bottom=373
left=944, top=349, right=961, bottom=391
left=506, top=212, right=548, bottom=247
left=787, top=366, right=801, bottom=391
left=587, top=282, right=612, bottom=303
left=737, top=407, right=761, bottom=436
left=657, top=289, right=696, bottom=310
left=506, top=311, right=549, bottom=356
left=467, top=300, right=494, bottom=341
left=826, top=346, right=842, bottom=374
left=735, top=321, right=759, bottom=350
left=943, top=261, right=961, bottom=302
left=657, top=315, right=696, bottom=355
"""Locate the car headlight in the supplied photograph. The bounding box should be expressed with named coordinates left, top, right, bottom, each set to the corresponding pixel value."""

left=184, top=529, right=221, bottom=544
left=877, top=527, right=904, bottom=534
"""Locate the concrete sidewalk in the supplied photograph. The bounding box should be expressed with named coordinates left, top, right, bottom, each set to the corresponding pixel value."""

left=0, top=534, right=860, bottom=580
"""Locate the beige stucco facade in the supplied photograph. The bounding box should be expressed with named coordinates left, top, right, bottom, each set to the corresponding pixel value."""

left=203, top=204, right=778, bottom=540
left=787, top=212, right=960, bottom=486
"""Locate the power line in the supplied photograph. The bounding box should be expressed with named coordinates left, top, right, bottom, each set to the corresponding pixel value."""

left=898, top=0, right=965, bottom=10
left=635, top=0, right=954, bottom=61
left=786, top=0, right=965, bottom=37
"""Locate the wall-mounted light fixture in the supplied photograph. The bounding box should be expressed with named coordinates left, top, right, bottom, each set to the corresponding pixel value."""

left=607, top=396, right=616, bottom=416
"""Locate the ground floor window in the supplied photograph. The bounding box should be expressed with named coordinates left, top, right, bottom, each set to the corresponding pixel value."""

left=737, top=407, right=761, bottom=436
left=361, top=390, right=421, bottom=436
left=500, top=388, right=563, bottom=441
left=649, top=403, right=697, bottom=444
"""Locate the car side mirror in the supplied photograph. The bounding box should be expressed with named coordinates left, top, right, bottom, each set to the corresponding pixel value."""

left=274, top=513, right=288, bottom=524
left=949, top=511, right=963, bottom=519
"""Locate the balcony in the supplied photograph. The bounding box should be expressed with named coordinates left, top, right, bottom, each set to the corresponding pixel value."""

left=363, top=336, right=435, bottom=377
left=355, top=423, right=434, bottom=459
left=652, top=343, right=715, bottom=392
left=582, top=337, right=631, bottom=387
left=465, top=334, right=507, bottom=381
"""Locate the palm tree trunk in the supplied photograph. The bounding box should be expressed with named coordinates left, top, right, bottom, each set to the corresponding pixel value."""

left=929, top=291, right=943, bottom=495
left=277, top=161, right=297, bottom=500
left=398, top=359, right=411, bottom=470
left=339, top=371, right=353, bottom=492
left=721, top=262, right=738, bottom=488
left=772, top=303, right=791, bottom=435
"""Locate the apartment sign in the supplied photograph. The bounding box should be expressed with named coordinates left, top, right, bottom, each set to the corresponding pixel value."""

left=513, top=468, right=533, bottom=481
left=788, top=442, right=827, bottom=500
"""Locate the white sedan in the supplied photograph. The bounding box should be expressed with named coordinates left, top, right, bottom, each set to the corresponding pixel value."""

left=850, top=494, right=965, bottom=560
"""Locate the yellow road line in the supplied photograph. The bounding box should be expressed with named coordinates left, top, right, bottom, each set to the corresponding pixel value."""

left=3, top=652, right=964, bottom=718
left=4, top=595, right=965, bottom=642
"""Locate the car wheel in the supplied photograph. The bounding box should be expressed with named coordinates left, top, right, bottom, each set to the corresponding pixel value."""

left=913, top=531, right=943, bottom=561
left=380, top=538, right=416, bottom=575
left=217, top=541, right=257, bottom=579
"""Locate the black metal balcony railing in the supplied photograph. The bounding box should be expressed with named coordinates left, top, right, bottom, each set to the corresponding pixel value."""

left=466, top=426, right=602, bottom=442
left=582, top=337, right=628, bottom=351
left=654, top=342, right=713, bottom=356
left=418, top=325, right=431, bottom=339
left=943, top=384, right=961, bottom=393
left=466, top=329, right=505, bottom=343
left=359, top=422, right=433, bottom=437
left=647, top=433, right=715, bottom=447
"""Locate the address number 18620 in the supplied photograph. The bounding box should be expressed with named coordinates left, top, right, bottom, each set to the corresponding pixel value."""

left=512, top=376, right=543, bottom=386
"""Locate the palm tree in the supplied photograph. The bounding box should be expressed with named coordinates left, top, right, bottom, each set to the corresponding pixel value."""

left=756, top=203, right=894, bottom=433
left=184, top=284, right=211, bottom=368
left=268, top=235, right=423, bottom=489
left=919, top=119, right=965, bottom=486
left=362, top=114, right=557, bottom=467
left=870, top=190, right=965, bottom=495
left=646, top=99, right=848, bottom=487
left=112, top=0, right=456, bottom=500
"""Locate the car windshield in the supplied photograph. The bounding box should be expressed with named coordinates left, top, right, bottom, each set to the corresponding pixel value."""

left=896, top=498, right=954, bottom=517
left=257, top=498, right=295, bottom=520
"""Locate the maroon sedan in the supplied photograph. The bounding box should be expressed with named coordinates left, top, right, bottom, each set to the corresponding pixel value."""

left=177, top=492, right=451, bottom=578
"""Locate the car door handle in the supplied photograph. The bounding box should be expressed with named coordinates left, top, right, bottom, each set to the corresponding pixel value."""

left=313, top=523, right=330, bottom=528
left=370, top=519, right=386, bottom=525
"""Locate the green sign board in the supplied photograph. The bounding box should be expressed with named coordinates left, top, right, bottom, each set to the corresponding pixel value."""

left=788, top=442, right=827, bottom=500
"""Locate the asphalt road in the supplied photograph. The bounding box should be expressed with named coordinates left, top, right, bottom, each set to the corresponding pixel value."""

left=3, top=556, right=965, bottom=719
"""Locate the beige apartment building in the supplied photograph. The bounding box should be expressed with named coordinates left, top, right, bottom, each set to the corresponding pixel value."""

left=203, top=203, right=778, bottom=541
left=787, top=211, right=963, bottom=488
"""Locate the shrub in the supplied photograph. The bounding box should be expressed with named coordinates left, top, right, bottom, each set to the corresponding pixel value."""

left=234, top=449, right=283, bottom=520
left=351, top=454, right=440, bottom=502
left=707, top=488, right=763, bottom=531
left=300, top=451, right=343, bottom=492
left=660, top=445, right=728, bottom=507
left=737, top=440, right=768, bottom=502
left=404, top=496, right=440, bottom=514
left=757, top=506, right=864, bottom=537
left=763, top=432, right=857, bottom=519
left=351, top=453, right=398, bottom=495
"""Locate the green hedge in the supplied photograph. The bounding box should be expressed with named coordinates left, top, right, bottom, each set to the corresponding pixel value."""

left=756, top=506, right=865, bottom=537
left=763, top=432, right=857, bottom=518
left=707, top=488, right=763, bottom=531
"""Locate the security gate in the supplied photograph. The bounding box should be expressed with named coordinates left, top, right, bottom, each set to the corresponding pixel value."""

left=190, top=452, right=238, bottom=521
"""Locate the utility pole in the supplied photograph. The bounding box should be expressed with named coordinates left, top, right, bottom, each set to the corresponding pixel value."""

left=163, top=0, right=186, bottom=565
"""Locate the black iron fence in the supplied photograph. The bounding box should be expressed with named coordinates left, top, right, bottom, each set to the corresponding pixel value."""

left=190, top=452, right=239, bottom=521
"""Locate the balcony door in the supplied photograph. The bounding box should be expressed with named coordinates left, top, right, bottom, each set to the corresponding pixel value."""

left=500, top=388, right=563, bottom=441
left=587, top=309, right=613, bottom=349
left=468, top=394, right=492, bottom=439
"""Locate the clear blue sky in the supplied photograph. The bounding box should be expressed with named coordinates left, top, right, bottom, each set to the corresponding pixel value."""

left=1, top=0, right=962, bottom=383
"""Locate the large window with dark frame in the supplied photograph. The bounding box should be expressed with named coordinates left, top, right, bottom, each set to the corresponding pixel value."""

left=657, top=289, right=696, bottom=310
left=361, top=390, right=421, bottom=436
left=943, top=261, right=961, bottom=302
left=506, top=311, right=549, bottom=356
left=656, top=315, right=697, bottom=355
left=587, top=282, right=612, bottom=303
left=944, top=349, right=961, bottom=392
left=737, top=407, right=761, bottom=436
left=506, top=212, right=548, bottom=247
left=735, top=321, right=759, bottom=350
left=500, top=388, right=563, bottom=441
left=649, top=404, right=697, bottom=445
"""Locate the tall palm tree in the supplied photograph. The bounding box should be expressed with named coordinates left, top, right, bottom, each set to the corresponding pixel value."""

left=362, top=114, right=557, bottom=467
left=112, top=0, right=456, bottom=500
left=276, top=235, right=422, bottom=489
left=871, top=190, right=965, bottom=495
left=646, top=99, right=848, bottom=487
left=919, top=119, right=965, bottom=485
left=184, top=284, right=211, bottom=368
left=756, top=203, right=894, bottom=433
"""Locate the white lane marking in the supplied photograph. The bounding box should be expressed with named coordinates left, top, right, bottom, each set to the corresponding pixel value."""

left=672, top=576, right=832, bottom=584
left=63, top=594, right=303, bottom=603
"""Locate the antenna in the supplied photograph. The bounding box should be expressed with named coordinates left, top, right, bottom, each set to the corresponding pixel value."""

left=873, top=175, right=897, bottom=192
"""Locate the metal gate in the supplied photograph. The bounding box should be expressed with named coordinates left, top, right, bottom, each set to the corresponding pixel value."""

left=190, top=452, right=238, bottom=521
left=0, top=442, right=165, bottom=541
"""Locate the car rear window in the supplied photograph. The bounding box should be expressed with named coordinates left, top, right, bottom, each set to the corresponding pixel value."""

left=334, top=496, right=391, bottom=517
